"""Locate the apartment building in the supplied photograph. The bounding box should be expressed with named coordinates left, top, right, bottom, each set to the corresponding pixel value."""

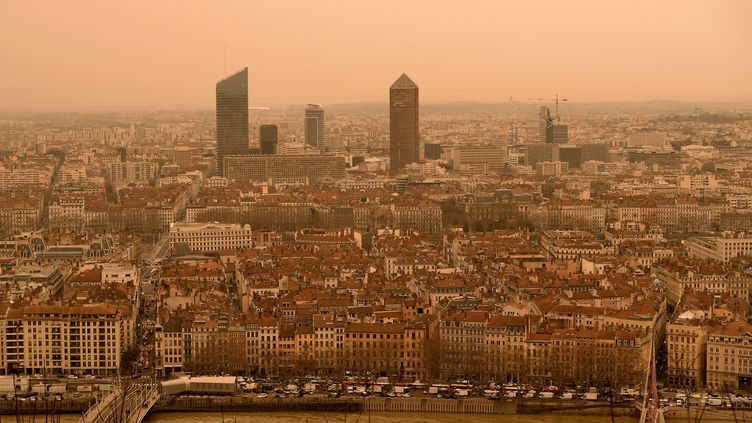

left=439, top=311, right=488, bottom=380
left=154, top=319, right=184, bottom=376
left=610, top=196, right=728, bottom=232
left=685, top=232, right=752, bottom=263
left=344, top=322, right=425, bottom=379
left=544, top=200, right=606, bottom=231
left=0, top=166, right=52, bottom=189
left=541, top=230, right=614, bottom=260
left=312, top=314, right=345, bottom=374
left=667, top=312, right=709, bottom=388
left=653, top=258, right=752, bottom=305
left=0, top=195, right=42, bottom=235
left=109, top=161, right=157, bottom=183
left=0, top=304, right=124, bottom=376
left=391, top=200, right=442, bottom=234
left=486, top=315, right=527, bottom=383
left=169, top=222, right=254, bottom=253
left=101, top=263, right=139, bottom=285
left=536, top=161, right=568, bottom=176
left=706, top=320, right=752, bottom=391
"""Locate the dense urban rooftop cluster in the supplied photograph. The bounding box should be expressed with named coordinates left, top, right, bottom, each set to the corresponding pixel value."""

left=0, top=100, right=751, bottom=394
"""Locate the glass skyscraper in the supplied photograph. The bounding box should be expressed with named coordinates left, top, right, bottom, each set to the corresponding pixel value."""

left=539, top=105, right=553, bottom=144
left=216, top=67, right=249, bottom=176
left=304, top=104, right=325, bottom=151
left=259, top=124, right=278, bottom=155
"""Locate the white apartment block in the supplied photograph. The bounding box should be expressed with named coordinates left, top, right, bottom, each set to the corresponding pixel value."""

left=169, top=222, right=253, bottom=253
left=686, top=233, right=752, bottom=262
left=109, top=161, right=157, bottom=183
left=102, top=263, right=139, bottom=285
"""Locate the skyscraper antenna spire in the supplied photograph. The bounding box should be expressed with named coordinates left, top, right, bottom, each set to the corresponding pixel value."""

left=223, top=45, right=227, bottom=76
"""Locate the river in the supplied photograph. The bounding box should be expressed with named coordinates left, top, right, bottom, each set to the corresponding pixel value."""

left=54, top=410, right=738, bottom=422
left=55, top=411, right=637, bottom=423
left=143, top=412, right=639, bottom=423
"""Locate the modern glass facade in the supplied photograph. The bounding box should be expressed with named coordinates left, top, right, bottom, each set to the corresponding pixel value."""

left=259, top=124, right=278, bottom=155
left=216, top=68, right=249, bottom=176
left=304, top=104, right=325, bottom=150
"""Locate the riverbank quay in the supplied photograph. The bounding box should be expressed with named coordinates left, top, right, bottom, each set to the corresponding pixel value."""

left=18, top=397, right=744, bottom=418
left=150, top=396, right=637, bottom=416
left=0, top=398, right=91, bottom=415
left=664, top=406, right=752, bottom=421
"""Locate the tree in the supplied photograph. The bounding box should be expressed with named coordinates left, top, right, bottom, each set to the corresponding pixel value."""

left=121, top=348, right=139, bottom=375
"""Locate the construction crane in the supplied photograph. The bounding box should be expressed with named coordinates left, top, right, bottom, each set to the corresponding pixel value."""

left=528, top=94, right=568, bottom=121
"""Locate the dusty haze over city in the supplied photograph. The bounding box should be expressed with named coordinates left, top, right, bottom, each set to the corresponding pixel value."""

left=3, top=2, right=752, bottom=423
left=1, top=0, right=751, bottom=110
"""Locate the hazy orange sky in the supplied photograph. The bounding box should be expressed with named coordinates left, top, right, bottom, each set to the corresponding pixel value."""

left=1, top=0, right=751, bottom=109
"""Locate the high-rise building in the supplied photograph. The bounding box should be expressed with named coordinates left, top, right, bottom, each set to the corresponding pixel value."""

left=554, top=145, right=582, bottom=168
left=173, top=146, right=193, bottom=169
left=259, top=124, right=278, bottom=155
left=424, top=143, right=442, bottom=160
left=216, top=68, right=249, bottom=176
left=524, top=143, right=556, bottom=167
left=389, top=73, right=419, bottom=174
left=304, top=104, right=325, bottom=151
left=580, top=143, right=610, bottom=162
left=552, top=124, right=568, bottom=144
left=539, top=106, right=553, bottom=144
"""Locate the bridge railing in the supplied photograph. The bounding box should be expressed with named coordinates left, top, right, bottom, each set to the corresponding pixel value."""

left=79, top=383, right=159, bottom=423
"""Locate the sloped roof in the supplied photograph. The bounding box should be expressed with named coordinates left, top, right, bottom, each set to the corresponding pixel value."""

left=391, top=73, right=417, bottom=89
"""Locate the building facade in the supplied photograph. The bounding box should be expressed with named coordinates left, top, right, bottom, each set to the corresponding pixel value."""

left=304, top=104, right=325, bottom=151
left=216, top=68, right=249, bottom=176
left=259, top=124, right=278, bottom=155
left=169, top=222, right=254, bottom=253
left=706, top=320, right=752, bottom=391
left=0, top=304, right=124, bottom=376
left=223, top=154, right=345, bottom=183
left=389, top=74, right=419, bottom=173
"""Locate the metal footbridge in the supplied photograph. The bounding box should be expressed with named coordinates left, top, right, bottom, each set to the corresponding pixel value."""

left=80, top=383, right=160, bottom=423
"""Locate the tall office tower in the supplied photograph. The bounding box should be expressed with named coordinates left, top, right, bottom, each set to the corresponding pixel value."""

left=389, top=73, right=419, bottom=174
left=552, top=123, right=568, bottom=144
left=424, top=143, right=442, bottom=160
left=539, top=105, right=553, bottom=144
left=525, top=143, right=556, bottom=167
left=554, top=145, right=582, bottom=168
left=216, top=67, right=249, bottom=176
left=304, top=104, right=325, bottom=150
left=259, top=124, right=278, bottom=155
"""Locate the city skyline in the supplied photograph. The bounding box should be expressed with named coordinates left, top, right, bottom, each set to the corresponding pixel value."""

left=1, top=2, right=752, bottom=421
left=1, top=0, right=751, bottom=110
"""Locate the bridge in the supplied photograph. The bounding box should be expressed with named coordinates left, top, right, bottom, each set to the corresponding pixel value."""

left=80, top=383, right=160, bottom=423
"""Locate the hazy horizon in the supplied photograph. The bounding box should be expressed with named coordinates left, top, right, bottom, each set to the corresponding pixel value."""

left=2, top=0, right=751, bottom=110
